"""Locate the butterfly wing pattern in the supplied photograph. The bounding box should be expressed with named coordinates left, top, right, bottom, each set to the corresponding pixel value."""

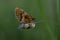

left=15, top=8, right=36, bottom=29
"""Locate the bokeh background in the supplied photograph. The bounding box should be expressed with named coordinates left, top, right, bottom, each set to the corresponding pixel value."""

left=0, top=0, right=58, bottom=40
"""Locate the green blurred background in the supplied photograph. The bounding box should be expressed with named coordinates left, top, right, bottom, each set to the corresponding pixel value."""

left=0, top=0, right=58, bottom=40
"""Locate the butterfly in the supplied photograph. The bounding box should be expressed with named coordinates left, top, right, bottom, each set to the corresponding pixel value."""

left=15, top=8, right=36, bottom=29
